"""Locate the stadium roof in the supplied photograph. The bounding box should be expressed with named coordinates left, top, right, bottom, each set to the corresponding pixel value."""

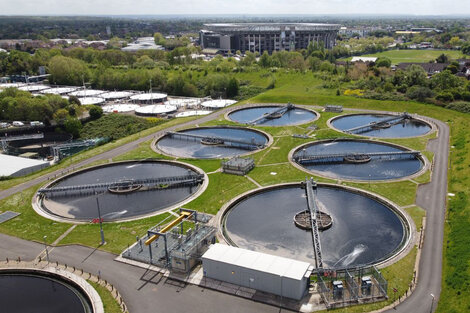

left=204, top=23, right=341, bottom=32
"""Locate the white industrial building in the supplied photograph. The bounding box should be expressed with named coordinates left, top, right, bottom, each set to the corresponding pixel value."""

left=0, top=154, right=50, bottom=177
left=202, top=244, right=313, bottom=300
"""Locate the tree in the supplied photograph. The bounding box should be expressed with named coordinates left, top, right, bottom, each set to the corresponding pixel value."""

left=89, top=105, right=103, bottom=120
left=436, top=54, right=449, bottom=64
left=48, top=55, right=90, bottom=85
left=462, top=43, right=470, bottom=55
left=375, top=57, right=392, bottom=68
left=226, top=77, right=239, bottom=98
left=406, top=86, right=434, bottom=102
left=258, top=51, right=271, bottom=68
left=405, top=65, right=428, bottom=87
left=64, top=117, right=82, bottom=138
left=431, top=70, right=464, bottom=90
left=154, top=32, right=166, bottom=46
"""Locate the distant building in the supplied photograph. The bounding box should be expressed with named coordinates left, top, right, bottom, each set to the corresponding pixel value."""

left=351, top=57, right=378, bottom=63
left=396, top=62, right=449, bottom=76
left=122, top=37, right=164, bottom=52
left=199, top=23, right=340, bottom=54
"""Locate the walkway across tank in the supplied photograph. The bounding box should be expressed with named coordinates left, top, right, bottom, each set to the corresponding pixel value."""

left=227, top=103, right=318, bottom=126
left=292, top=139, right=424, bottom=181
left=0, top=271, right=93, bottom=313
left=330, top=113, right=432, bottom=138
left=222, top=183, right=409, bottom=269
left=37, top=160, right=205, bottom=222
left=155, top=126, right=269, bottom=159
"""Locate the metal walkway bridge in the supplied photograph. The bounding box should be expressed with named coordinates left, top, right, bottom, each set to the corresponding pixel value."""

left=0, top=133, right=44, bottom=151
left=302, top=178, right=324, bottom=269
left=344, top=112, right=412, bottom=134
left=52, top=139, right=102, bottom=160
left=295, top=150, right=420, bottom=164
left=248, top=103, right=295, bottom=125
left=166, top=131, right=266, bottom=150
left=38, top=173, right=204, bottom=194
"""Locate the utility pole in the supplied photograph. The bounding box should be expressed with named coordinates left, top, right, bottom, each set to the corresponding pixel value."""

left=95, top=194, right=105, bottom=245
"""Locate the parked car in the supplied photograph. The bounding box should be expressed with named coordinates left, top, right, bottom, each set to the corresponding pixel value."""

left=0, top=122, right=9, bottom=128
left=30, top=121, right=44, bottom=126
left=12, top=121, right=24, bottom=126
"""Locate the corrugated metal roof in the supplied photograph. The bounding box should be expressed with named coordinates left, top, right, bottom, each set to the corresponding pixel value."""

left=203, top=244, right=312, bottom=280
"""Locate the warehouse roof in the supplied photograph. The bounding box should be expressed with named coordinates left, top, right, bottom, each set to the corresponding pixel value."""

left=0, top=154, right=49, bottom=177
left=202, top=244, right=312, bottom=280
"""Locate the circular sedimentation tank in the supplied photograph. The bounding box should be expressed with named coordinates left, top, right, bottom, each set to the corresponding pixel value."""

left=222, top=183, right=409, bottom=269
left=330, top=113, right=432, bottom=138
left=228, top=105, right=318, bottom=126
left=37, top=160, right=205, bottom=222
left=0, top=270, right=94, bottom=313
left=155, top=126, right=270, bottom=159
left=292, top=139, right=424, bottom=181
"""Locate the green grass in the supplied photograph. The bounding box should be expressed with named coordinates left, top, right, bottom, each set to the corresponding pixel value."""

left=184, top=172, right=257, bottom=215
left=405, top=206, right=426, bottom=231
left=88, top=281, right=122, bottom=313
left=0, top=185, right=71, bottom=243
left=413, top=170, right=432, bottom=184
left=345, top=180, right=417, bottom=207
left=341, top=49, right=464, bottom=64
left=58, top=213, right=171, bottom=255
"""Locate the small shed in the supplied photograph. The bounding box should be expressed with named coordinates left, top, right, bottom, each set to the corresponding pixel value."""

left=202, top=244, right=313, bottom=300
left=221, top=157, right=254, bottom=175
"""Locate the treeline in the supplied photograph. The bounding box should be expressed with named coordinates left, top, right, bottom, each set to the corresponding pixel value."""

left=0, top=87, right=80, bottom=123
left=343, top=57, right=470, bottom=112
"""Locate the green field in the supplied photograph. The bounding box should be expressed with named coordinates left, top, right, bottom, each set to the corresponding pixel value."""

left=342, top=49, right=465, bottom=64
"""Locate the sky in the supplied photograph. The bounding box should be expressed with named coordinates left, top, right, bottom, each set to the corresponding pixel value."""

left=0, top=0, right=469, bottom=16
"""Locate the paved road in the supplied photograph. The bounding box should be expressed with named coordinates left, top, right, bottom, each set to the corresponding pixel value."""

left=0, top=234, right=278, bottom=313
left=384, top=117, right=449, bottom=313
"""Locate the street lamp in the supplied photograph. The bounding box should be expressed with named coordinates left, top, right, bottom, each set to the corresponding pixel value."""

left=43, top=235, right=49, bottom=262
left=430, top=293, right=435, bottom=313
left=95, top=193, right=105, bottom=245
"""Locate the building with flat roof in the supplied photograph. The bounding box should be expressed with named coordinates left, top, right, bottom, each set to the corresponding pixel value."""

left=202, top=243, right=313, bottom=300
left=0, top=154, right=49, bottom=177
left=200, top=23, right=340, bottom=54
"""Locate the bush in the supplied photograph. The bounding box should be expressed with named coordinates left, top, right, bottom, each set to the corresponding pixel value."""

left=88, top=105, right=103, bottom=120
left=445, top=101, right=470, bottom=113
left=406, top=86, right=434, bottom=102
left=436, top=92, right=454, bottom=102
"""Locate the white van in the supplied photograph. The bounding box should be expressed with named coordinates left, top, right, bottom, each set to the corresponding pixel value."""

left=12, top=121, right=24, bottom=127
